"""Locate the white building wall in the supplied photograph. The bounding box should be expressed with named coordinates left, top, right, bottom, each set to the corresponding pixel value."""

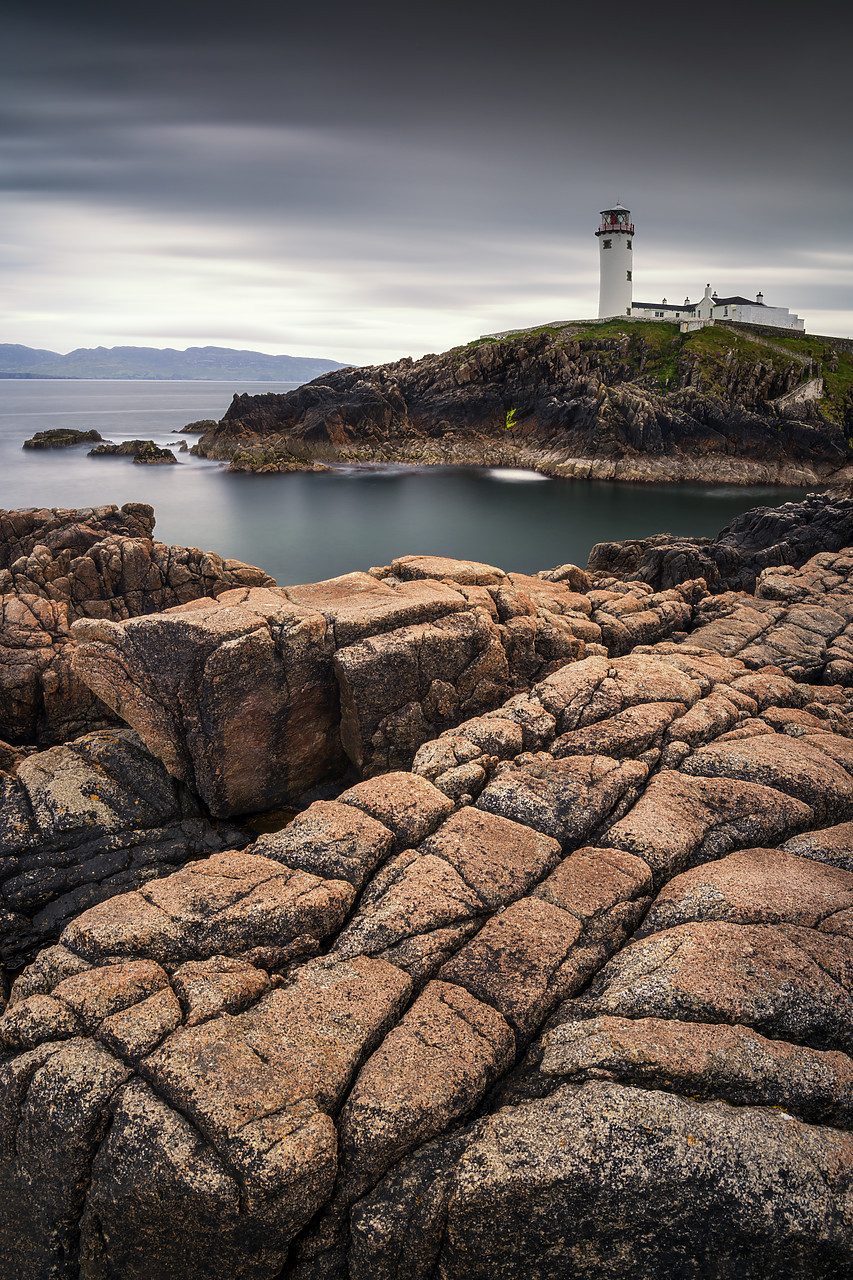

left=718, top=303, right=805, bottom=331
left=598, top=232, right=633, bottom=318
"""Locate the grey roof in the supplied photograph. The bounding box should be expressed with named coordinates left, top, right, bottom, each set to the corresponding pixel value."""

left=632, top=302, right=696, bottom=313
left=711, top=296, right=763, bottom=307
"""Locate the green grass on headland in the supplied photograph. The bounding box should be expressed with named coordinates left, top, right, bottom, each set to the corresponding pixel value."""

left=458, top=319, right=853, bottom=423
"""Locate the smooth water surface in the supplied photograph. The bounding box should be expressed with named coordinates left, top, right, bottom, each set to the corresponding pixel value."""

left=0, top=380, right=812, bottom=585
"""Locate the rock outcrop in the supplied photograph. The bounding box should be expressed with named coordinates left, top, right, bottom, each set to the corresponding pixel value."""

left=587, top=486, right=853, bottom=592
left=88, top=439, right=178, bottom=464
left=0, top=504, right=274, bottom=746
left=190, top=323, right=853, bottom=486
left=70, top=556, right=706, bottom=817
left=22, top=429, right=103, bottom=449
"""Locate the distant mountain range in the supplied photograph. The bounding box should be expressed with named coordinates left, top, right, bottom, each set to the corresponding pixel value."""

left=0, top=343, right=350, bottom=381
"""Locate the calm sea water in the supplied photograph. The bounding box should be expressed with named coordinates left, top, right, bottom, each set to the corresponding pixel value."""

left=0, top=380, right=811, bottom=585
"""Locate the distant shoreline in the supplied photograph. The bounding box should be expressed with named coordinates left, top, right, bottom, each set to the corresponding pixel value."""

left=0, top=373, right=303, bottom=382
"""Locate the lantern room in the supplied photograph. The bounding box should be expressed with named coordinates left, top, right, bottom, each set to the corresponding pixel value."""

left=596, top=204, right=634, bottom=237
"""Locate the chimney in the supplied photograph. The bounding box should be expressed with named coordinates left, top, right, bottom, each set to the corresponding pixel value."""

left=756, top=291, right=764, bottom=304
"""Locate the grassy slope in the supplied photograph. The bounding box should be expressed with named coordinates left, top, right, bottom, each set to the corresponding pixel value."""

left=452, top=321, right=853, bottom=425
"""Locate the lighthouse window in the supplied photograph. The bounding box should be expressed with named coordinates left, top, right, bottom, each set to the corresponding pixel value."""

left=602, top=239, right=612, bottom=249
left=626, top=270, right=632, bottom=281
left=627, top=240, right=632, bottom=250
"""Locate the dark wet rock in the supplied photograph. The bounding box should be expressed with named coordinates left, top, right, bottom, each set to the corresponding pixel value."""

left=351, top=1081, right=853, bottom=1280
left=587, top=489, right=853, bottom=593
left=22, top=428, right=103, bottom=448
left=89, top=438, right=177, bottom=463
left=179, top=419, right=218, bottom=433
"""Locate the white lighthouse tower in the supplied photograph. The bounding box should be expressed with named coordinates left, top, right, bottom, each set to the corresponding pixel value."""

left=596, top=203, right=634, bottom=318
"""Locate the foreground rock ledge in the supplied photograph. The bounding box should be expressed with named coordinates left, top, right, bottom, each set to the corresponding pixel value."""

left=4, top=618, right=853, bottom=1276
left=69, top=558, right=611, bottom=816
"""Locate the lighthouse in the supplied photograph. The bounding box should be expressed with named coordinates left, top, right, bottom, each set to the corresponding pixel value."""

left=596, top=203, right=634, bottom=318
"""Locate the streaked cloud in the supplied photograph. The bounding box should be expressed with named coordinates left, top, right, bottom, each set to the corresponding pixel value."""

left=1, top=1, right=850, bottom=362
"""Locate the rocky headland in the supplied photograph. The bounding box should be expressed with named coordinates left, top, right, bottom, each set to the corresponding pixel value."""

left=4, top=492, right=853, bottom=1277
left=191, top=320, right=853, bottom=486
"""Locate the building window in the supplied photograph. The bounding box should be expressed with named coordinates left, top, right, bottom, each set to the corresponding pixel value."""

left=626, top=271, right=632, bottom=281
left=627, top=240, right=632, bottom=250
left=602, top=239, right=612, bottom=249
left=655, top=311, right=663, bottom=318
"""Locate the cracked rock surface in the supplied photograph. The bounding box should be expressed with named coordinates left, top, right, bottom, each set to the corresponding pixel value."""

left=0, top=726, right=247, bottom=969
left=6, top=523, right=853, bottom=1278
left=5, top=628, right=853, bottom=1276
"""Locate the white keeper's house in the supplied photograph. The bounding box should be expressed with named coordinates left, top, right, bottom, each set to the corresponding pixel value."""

left=596, top=203, right=805, bottom=331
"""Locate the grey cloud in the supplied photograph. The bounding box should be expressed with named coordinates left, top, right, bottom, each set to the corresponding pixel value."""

left=1, top=0, right=851, bottom=354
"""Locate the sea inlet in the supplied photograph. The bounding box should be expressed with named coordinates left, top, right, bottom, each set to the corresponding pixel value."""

left=1, top=379, right=810, bottom=585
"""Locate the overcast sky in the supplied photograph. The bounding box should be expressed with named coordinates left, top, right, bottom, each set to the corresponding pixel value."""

left=2, top=0, right=851, bottom=365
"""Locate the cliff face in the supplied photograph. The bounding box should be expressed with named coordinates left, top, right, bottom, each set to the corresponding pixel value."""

left=194, top=321, right=853, bottom=485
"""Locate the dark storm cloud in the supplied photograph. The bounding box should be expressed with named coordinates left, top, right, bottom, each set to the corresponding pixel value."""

left=1, top=0, right=851, bottom=355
